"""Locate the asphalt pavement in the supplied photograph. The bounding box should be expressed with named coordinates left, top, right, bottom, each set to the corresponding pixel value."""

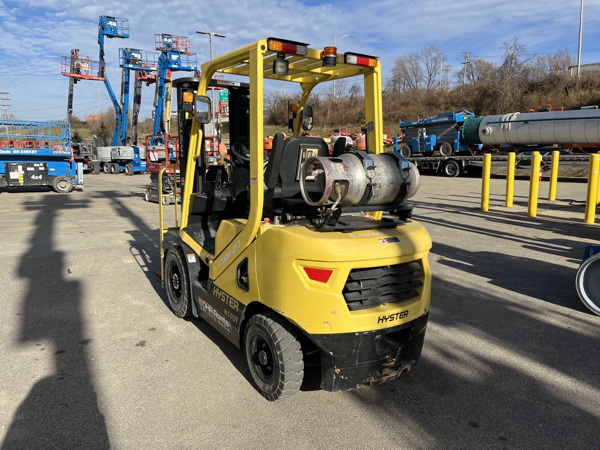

left=1, top=172, right=599, bottom=449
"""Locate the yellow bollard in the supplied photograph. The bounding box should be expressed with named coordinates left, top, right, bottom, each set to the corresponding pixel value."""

left=481, top=153, right=491, bottom=212
left=584, top=154, right=600, bottom=224
left=506, top=152, right=515, bottom=207
left=528, top=151, right=541, bottom=217
left=597, top=151, right=600, bottom=204
left=548, top=151, right=559, bottom=201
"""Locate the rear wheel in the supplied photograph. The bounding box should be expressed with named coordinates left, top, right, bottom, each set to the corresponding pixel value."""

left=164, top=246, right=192, bottom=318
left=102, top=162, right=111, bottom=173
left=443, top=160, right=462, bottom=177
left=110, top=163, right=120, bottom=174
left=52, top=176, right=73, bottom=193
left=244, top=313, right=304, bottom=401
left=125, top=163, right=134, bottom=176
left=398, top=144, right=412, bottom=158
left=439, top=142, right=453, bottom=157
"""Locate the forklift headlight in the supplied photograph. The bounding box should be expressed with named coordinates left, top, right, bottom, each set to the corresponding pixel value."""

left=273, top=53, right=289, bottom=75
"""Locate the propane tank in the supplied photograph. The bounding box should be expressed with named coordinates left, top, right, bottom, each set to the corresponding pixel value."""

left=299, top=151, right=419, bottom=208
left=463, top=109, right=600, bottom=146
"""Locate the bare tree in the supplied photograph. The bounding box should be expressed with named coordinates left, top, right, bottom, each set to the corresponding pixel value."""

left=498, top=36, right=532, bottom=81
left=530, top=49, right=573, bottom=78
left=387, top=52, right=423, bottom=92
left=423, top=45, right=446, bottom=90
left=463, top=58, right=497, bottom=84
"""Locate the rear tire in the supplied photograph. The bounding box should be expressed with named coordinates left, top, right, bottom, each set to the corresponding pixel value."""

left=443, top=160, right=462, bottom=177
left=103, top=162, right=111, bottom=173
left=52, top=176, right=73, bottom=193
left=110, top=163, right=120, bottom=174
left=164, top=246, right=193, bottom=318
left=398, top=144, right=412, bottom=158
left=244, top=313, right=304, bottom=401
left=125, top=163, right=134, bottom=176
left=439, top=142, right=453, bottom=157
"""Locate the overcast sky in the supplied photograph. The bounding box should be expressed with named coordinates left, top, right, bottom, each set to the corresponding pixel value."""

left=1, top=0, right=599, bottom=122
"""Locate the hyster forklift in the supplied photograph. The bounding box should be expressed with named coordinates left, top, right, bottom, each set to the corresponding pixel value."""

left=160, top=38, right=432, bottom=401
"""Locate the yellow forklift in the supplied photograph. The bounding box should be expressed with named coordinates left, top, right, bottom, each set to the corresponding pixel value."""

left=160, top=38, right=432, bottom=400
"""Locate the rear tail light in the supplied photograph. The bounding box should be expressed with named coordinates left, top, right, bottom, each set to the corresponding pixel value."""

left=267, top=38, right=308, bottom=56
left=303, top=267, right=333, bottom=283
left=344, top=52, right=378, bottom=68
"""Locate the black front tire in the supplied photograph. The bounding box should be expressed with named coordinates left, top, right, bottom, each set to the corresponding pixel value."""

left=244, top=313, right=304, bottom=401
left=102, top=162, right=111, bottom=174
left=164, top=246, right=193, bottom=318
left=111, top=163, right=120, bottom=174
left=52, top=176, right=73, bottom=193
left=125, top=163, right=134, bottom=176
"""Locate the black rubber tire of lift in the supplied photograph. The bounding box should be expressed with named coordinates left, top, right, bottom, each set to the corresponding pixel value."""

left=244, top=313, right=304, bottom=401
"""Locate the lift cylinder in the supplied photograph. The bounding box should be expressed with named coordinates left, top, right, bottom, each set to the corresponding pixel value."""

left=463, top=110, right=600, bottom=146
left=299, top=152, right=419, bottom=207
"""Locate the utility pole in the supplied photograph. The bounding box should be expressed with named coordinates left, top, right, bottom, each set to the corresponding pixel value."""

left=461, top=51, right=471, bottom=85
left=444, top=65, right=452, bottom=90
left=332, top=34, right=353, bottom=99
left=577, top=0, right=584, bottom=77
left=0, top=92, right=11, bottom=120
left=196, top=30, right=226, bottom=137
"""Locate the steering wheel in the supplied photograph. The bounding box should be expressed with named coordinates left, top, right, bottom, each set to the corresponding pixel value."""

left=230, top=141, right=250, bottom=163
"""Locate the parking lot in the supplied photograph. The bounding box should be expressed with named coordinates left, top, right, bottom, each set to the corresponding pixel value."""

left=1, top=173, right=599, bottom=449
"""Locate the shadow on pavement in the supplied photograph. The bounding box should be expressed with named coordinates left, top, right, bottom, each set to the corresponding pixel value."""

left=2, top=196, right=110, bottom=449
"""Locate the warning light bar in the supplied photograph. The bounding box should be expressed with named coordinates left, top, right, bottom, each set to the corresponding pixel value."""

left=344, top=52, right=378, bottom=68
left=267, top=38, right=308, bottom=56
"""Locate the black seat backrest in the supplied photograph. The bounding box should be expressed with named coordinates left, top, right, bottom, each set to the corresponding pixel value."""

left=332, top=135, right=349, bottom=157
left=264, top=133, right=286, bottom=189
left=264, top=134, right=329, bottom=201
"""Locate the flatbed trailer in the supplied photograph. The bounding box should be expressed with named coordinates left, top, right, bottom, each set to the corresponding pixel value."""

left=0, top=120, right=83, bottom=192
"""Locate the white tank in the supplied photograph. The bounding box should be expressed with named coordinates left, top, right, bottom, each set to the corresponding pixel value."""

left=477, top=109, right=600, bottom=146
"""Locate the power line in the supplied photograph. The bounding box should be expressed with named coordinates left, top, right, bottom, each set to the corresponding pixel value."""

left=0, top=92, right=11, bottom=119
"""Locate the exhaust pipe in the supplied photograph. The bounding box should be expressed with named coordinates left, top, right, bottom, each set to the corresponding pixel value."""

left=576, top=246, right=600, bottom=316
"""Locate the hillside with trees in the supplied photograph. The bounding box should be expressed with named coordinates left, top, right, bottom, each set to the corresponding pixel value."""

left=266, top=37, right=600, bottom=133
